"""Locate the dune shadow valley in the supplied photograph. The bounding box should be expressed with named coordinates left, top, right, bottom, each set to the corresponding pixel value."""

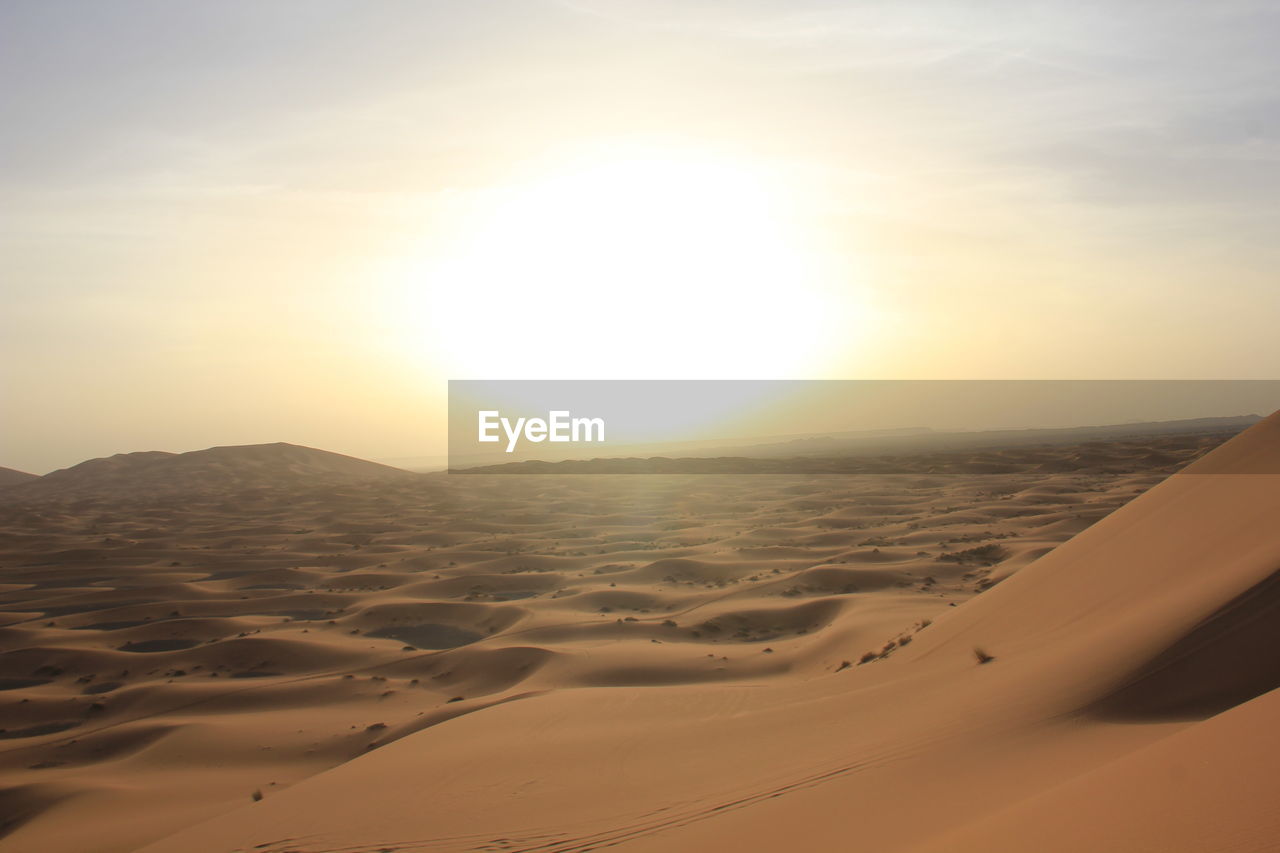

left=1, top=417, right=1279, bottom=852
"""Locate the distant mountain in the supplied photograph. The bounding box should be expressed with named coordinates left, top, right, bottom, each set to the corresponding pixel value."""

left=0, top=466, right=38, bottom=488
left=455, top=416, right=1261, bottom=475
left=3, top=442, right=412, bottom=501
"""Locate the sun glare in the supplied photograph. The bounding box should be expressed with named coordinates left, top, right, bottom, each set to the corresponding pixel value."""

left=386, top=144, right=867, bottom=379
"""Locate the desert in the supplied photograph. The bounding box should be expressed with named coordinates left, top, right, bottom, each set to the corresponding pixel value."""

left=1, top=417, right=1277, bottom=851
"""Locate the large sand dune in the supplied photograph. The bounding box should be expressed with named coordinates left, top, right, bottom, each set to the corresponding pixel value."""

left=12, top=442, right=411, bottom=502
left=0, top=425, right=1274, bottom=852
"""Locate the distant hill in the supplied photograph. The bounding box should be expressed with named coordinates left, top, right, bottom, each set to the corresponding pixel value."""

left=0, top=466, right=38, bottom=488
left=3, top=443, right=412, bottom=501
left=704, top=415, right=1265, bottom=459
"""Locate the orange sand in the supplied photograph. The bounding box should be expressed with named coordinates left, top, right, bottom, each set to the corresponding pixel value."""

left=0, top=422, right=1275, bottom=852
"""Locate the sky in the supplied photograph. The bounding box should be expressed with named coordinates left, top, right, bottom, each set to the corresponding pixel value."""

left=2, top=0, right=1278, bottom=473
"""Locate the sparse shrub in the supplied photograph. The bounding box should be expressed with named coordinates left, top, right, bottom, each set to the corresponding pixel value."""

left=973, top=647, right=995, bottom=664
left=938, top=544, right=1008, bottom=566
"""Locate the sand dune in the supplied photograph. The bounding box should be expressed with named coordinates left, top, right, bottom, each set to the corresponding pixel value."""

left=0, top=425, right=1274, bottom=852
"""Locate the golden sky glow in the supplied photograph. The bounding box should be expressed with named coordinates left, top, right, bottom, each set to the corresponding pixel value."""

left=2, top=2, right=1278, bottom=471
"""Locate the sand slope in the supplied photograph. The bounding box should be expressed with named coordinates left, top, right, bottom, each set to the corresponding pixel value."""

left=908, top=687, right=1280, bottom=853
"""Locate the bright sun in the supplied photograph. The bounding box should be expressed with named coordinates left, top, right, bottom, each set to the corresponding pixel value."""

left=386, top=144, right=865, bottom=379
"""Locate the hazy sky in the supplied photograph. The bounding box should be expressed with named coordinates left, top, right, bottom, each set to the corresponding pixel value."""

left=3, top=1, right=1278, bottom=472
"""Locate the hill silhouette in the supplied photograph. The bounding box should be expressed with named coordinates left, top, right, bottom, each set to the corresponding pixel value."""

left=4, top=442, right=411, bottom=501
